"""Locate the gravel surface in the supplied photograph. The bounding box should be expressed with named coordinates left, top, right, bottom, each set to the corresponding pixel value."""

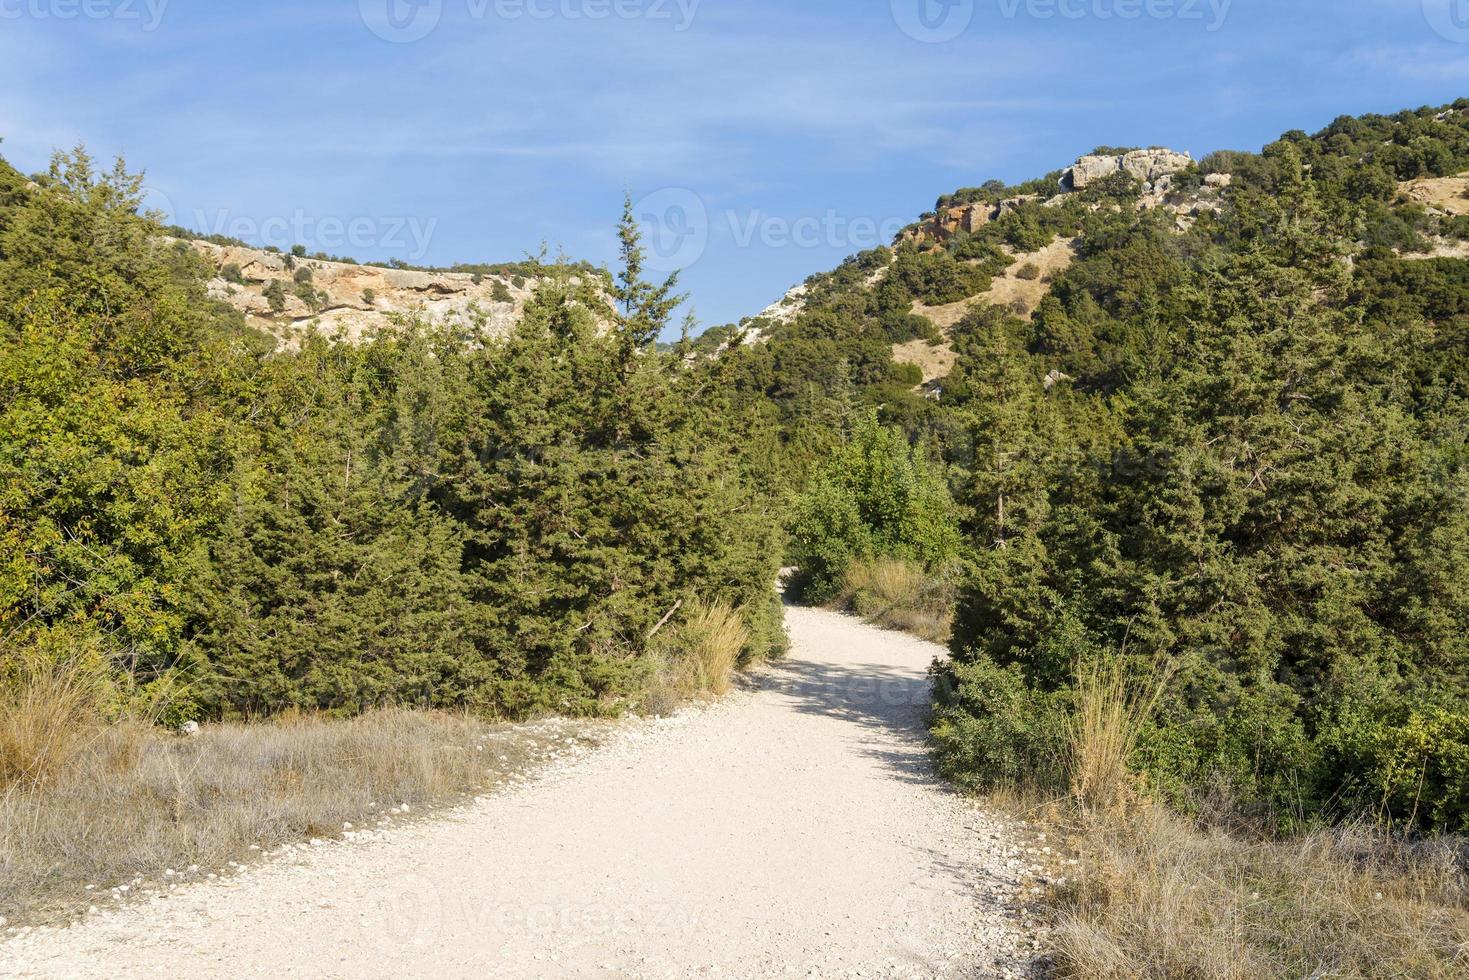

left=0, top=606, right=1041, bottom=979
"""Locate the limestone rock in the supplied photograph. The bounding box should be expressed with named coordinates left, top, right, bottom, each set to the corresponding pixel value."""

left=1065, top=148, right=1194, bottom=191
left=174, top=238, right=573, bottom=349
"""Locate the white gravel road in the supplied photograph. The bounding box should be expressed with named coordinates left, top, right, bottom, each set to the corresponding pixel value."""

left=0, top=606, right=1039, bottom=979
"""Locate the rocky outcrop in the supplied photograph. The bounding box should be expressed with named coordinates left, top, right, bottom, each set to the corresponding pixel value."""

left=902, top=195, right=1038, bottom=246
left=181, top=240, right=563, bottom=347
left=1063, top=148, right=1194, bottom=192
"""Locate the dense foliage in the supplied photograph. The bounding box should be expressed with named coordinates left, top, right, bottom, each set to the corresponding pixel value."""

left=927, top=103, right=1469, bottom=831
left=700, top=100, right=1469, bottom=833
left=4, top=100, right=1468, bottom=836
left=0, top=152, right=784, bottom=722
left=788, top=414, right=958, bottom=603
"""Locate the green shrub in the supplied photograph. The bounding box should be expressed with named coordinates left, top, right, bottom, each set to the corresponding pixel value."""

left=1367, top=709, right=1469, bottom=832
left=931, top=653, right=1066, bottom=792
left=892, top=361, right=924, bottom=386
left=889, top=246, right=991, bottom=305
left=789, top=414, right=958, bottom=603
left=263, top=279, right=286, bottom=312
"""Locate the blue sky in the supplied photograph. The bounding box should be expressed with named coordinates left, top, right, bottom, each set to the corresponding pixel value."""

left=1, top=0, right=1466, bottom=330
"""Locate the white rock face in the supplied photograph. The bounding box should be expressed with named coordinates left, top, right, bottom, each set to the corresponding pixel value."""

left=1065, top=148, right=1195, bottom=190
left=178, top=239, right=566, bottom=348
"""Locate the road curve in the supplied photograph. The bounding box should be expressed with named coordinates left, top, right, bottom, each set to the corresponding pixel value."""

left=0, top=606, right=1037, bottom=979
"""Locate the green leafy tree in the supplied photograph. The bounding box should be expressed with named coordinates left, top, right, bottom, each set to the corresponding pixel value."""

left=790, top=414, right=959, bottom=602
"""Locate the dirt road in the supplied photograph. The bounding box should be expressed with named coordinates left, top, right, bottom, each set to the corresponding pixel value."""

left=0, top=607, right=1037, bottom=979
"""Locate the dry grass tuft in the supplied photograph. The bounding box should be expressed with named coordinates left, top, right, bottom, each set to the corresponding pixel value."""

left=0, top=709, right=603, bottom=926
left=1066, top=654, right=1172, bottom=814
left=1018, top=651, right=1468, bottom=976
left=648, top=599, right=750, bottom=708
left=1045, top=804, right=1469, bottom=978
left=0, top=654, right=108, bottom=792
left=835, top=558, right=954, bottom=644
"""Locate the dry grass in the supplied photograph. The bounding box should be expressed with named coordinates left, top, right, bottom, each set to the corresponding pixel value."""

left=0, top=707, right=603, bottom=926
left=0, top=655, right=108, bottom=792
left=647, top=599, right=750, bottom=709
left=1043, top=804, right=1469, bottom=978
left=890, top=337, right=958, bottom=385
left=1006, top=648, right=1469, bottom=976
left=1066, top=654, right=1172, bottom=814
left=835, top=558, right=954, bottom=644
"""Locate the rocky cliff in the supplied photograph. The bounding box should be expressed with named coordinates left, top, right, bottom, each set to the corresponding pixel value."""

left=183, top=240, right=548, bottom=346
left=901, top=147, right=1226, bottom=247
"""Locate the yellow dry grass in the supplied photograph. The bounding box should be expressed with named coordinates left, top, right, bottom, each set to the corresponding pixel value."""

left=1045, top=805, right=1469, bottom=979
left=1066, top=654, right=1173, bottom=814
left=834, top=558, right=954, bottom=644
left=1004, top=642, right=1468, bottom=978
left=0, top=655, right=108, bottom=792
left=645, top=598, right=751, bottom=710
left=0, top=696, right=603, bottom=927
left=890, top=338, right=957, bottom=385
left=1399, top=172, right=1469, bottom=216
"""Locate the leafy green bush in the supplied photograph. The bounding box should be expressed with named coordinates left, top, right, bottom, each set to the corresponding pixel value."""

left=931, top=653, right=1066, bottom=792
left=930, top=105, right=1469, bottom=833
left=789, top=415, right=958, bottom=603
left=1366, top=709, right=1469, bottom=832
left=0, top=149, right=787, bottom=724
left=263, top=279, right=286, bottom=312
left=889, top=246, right=992, bottom=305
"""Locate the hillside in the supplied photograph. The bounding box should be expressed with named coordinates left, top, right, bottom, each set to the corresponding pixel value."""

left=753, top=102, right=1469, bottom=974
left=182, top=240, right=536, bottom=345
left=3, top=99, right=1469, bottom=979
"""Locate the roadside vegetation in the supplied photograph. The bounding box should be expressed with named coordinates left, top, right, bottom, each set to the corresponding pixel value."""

left=4, top=101, right=1469, bottom=971
left=763, top=104, right=1469, bottom=976
left=0, top=154, right=785, bottom=924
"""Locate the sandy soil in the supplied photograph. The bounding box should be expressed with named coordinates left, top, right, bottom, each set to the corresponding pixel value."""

left=891, top=338, right=959, bottom=385
left=1399, top=173, right=1469, bottom=216
left=898, top=237, right=1078, bottom=386
left=0, top=607, right=1039, bottom=979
